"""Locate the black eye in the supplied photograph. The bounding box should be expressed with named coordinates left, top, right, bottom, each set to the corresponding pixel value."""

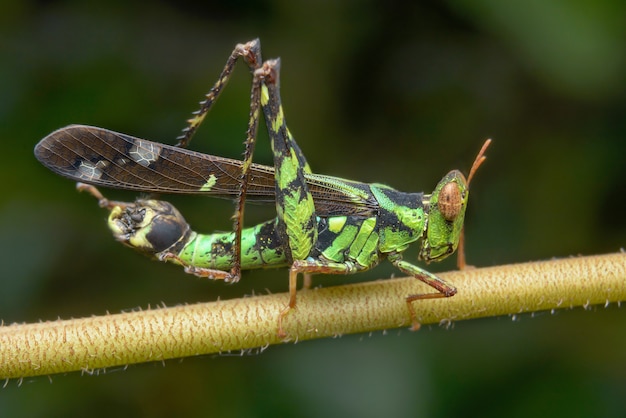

left=130, top=208, right=146, bottom=223
left=145, top=216, right=186, bottom=252
left=438, top=182, right=462, bottom=221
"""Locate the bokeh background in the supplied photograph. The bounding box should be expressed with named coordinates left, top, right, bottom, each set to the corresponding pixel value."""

left=1, top=1, right=625, bottom=417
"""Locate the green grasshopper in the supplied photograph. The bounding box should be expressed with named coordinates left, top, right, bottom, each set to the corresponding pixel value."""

left=34, top=39, right=490, bottom=337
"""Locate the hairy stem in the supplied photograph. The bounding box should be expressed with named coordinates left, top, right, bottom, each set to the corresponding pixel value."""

left=1, top=252, right=624, bottom=379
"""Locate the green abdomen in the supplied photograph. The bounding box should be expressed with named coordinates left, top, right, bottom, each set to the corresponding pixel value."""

left=178, top=219, right=289, bottom=270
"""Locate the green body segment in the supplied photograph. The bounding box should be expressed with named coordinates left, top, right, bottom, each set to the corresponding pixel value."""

left=370, top=185, right=426, bottom=254
left=178, top=219, right=289, bottom=270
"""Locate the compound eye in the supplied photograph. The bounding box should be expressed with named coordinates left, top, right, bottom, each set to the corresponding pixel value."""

left=145, top=215, right=186, bottom=253
left=129, top=208, right=146, bottom=223
left=438, top=182, right=462, bottom=221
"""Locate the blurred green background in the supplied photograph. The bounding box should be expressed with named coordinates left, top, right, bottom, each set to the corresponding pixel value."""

left=1, top=0, right=625, bottom=417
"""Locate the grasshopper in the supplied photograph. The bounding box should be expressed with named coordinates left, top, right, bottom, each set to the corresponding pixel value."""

left=34, top=39, right=490, bottom=337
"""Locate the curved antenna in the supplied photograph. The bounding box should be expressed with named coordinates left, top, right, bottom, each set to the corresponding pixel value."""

left=457, top=138, right=491, bottom=270
left=467, top=139, right=491, bottom=186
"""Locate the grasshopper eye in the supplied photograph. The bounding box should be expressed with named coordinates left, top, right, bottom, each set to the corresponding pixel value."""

left=129, top=208, right=146, bottom=223
left=438, top=182, right=462, bottom=221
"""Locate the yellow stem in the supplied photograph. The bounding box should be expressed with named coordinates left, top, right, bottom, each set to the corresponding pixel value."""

left=1, top=252, right=624, bottom=379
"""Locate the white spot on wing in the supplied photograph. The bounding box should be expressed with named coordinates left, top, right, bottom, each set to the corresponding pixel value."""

left=129, top=140, right=161, bottom=167
left=77, top=160, right=108, bottom=180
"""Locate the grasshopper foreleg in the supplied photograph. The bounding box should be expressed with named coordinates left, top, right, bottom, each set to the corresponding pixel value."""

left=388, top=253, right=457, bottom=331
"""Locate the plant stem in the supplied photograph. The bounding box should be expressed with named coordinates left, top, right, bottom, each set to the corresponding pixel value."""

left=1, top=252, right=624, bottom=379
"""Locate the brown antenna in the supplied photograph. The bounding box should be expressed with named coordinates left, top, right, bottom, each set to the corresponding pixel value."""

left=457, top=138, right=491, bottom=270
left=467, top=139, right=491, bottom=186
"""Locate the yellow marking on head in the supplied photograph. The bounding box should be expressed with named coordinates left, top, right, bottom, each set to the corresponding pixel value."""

left=200, top=174, right=218, bottom=192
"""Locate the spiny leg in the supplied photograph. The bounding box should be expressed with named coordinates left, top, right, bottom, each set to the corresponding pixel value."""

left=228, top=62, right=263, bottom=282
left=176, top=39, right=265, bottom=282
left=175, top=39, right=263, bottom=148
left=388, top=253, right=457, bottom=331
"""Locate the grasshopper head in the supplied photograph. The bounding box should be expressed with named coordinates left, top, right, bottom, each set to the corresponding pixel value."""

left=419, top=170, right=469, bottom=262
left=419, top=139, right=490, bottom=263
left=108, top=199, right=190, bottom=256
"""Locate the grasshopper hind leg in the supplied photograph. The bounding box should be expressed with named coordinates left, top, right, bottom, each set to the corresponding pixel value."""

left=175, top=39, right=262, bottom=149
left=277, top=259, right=360, bottom=338
left=174, top=39, right=266, bottom=283
left=253, top=59, right=322, bottom=337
